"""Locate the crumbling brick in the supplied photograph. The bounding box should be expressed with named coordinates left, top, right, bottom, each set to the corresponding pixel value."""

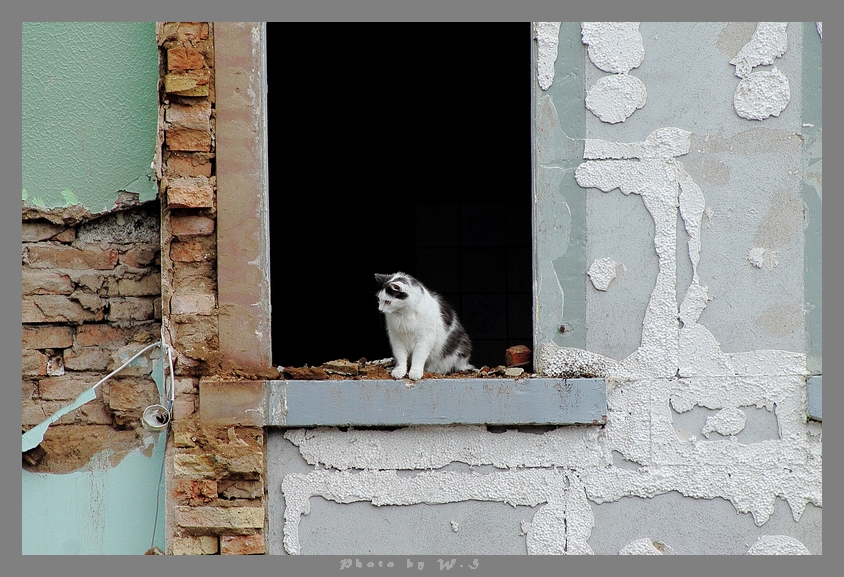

left=164, top=70, right=211, bottom=97
left=22, top=221, right=65, bottom=242
left=170, top=240, right=214, bottom=262
left=26, top=245, right=118, bottom=270
left=175, top=506, right=264, bottom=533
left=21, top=270, right=74, bottom=296
left=63, top=347, right=111, bottom=372
left=172, top=536, right=219, bottom=555
left=24, top=295, right=104, bottom=324
left=171, top=293, right=216, bottom=315
left=39, top=373, right=105, bottom=401
left=167, top=155, right=213, bottom=178
left=118, top=274, right=162, bottom=297
left=173, top=478, right=218, bottom=503
left=167, top=177, right=214, bottom=209
left=167, top=47, right=206, bottom=71
left=22, top=325, right=74, bottom=350
left=22, top=349, right=47, bottom=376
left=166, top=129, right=212, bottom=152
left=108, top=297, right=155, bottom=321
left=220, top=533, right=266, bottom=555
left=171, top=215, right=215, bottom=237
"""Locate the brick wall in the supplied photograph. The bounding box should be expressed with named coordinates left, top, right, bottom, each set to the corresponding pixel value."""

left=159, top=22, right=267, bottom=556
left=22, top=206, right=162, bottom=473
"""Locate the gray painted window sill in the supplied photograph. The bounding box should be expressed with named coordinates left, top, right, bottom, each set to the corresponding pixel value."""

left=264, top=378, right=607, bottom=427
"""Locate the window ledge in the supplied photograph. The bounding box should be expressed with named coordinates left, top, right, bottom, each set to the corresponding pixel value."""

left=197, top=378, right=607, bottom=428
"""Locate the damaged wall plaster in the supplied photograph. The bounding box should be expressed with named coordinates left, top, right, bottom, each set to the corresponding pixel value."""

left=581, top=22, right=646, bottom=124
left=22, top=23, right=159, bottom=214
left=534, top=22, right=561, bottom=91
left=730, top=23, right=791, bottom=120
left=271, top=22, right=820, bottom=556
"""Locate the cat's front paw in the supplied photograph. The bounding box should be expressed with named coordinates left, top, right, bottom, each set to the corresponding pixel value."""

left=407, top=367, right=424, bottom=381
left=391, top=366, right=407, bottom=379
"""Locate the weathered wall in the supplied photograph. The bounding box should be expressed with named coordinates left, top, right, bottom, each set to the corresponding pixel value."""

left=22, top=22, right=159, bottom=214
left=21, top=21, right=166, bottom=555
left=267, top=22, right=821, bottom=555
left=158, top=22, right=269, bottom=556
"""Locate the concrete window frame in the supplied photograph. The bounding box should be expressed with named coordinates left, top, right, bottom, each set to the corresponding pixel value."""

left=208, top=22, right=607, bottom=430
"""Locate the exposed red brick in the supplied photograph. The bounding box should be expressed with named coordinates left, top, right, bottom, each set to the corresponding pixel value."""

left=505, top=345, right=532, bottom=367
left=106, top=379, right=157, bottom=417
left=167, top=47, right=206, bottom=71
left=173, top=479, right=217, bottom=503
left=23, top=296, right=104, bottom=324
left=167, top=155, right=213, bottom=178
left=118, top=274, right=162, bottom=297
left=170, top=240, right=213, bottom=262
left=165, top=102, right=211, bottom=129
left=173, top=22, right=209, bottom=42
left=220, top=533, right=266, bottom=555
left=75, top=324, right=143, bottom=348
left=121, top=247, right=157, bottom=268
left=21, top=400, right=48, bottom=427
left=63, top=347, right=111, bottom=371
left=26, top=245, right=118, bottom=270
left=21, top=270, right=74, bottom=296
left=22, top=325, right=74, bottom=350
left=175, top=505, right=264, bottom=532
left=53, top=228, right=76, bottom=243
left=167, top=177, right=214, bottom=209
left=22, top=221, right=64, bottom=242
left=108, top=297, right=155, bottom=321
left=164, top=70, right=211, bottom=96
left=22, top=349, right=47, bottom=376
left=166, top=128, right=212, bottom=152
left=171, top=293, right=215, bottom=315
left=40, top=373, right=105, bottom=400
left=171, top=215, right=215, bottom=237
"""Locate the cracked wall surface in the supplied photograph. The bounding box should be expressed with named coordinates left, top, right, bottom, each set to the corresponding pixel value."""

left=267, top=23, right=820, bottom=555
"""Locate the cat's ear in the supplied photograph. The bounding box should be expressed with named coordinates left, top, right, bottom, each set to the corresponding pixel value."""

left=375, top=273, right=391, bottom=285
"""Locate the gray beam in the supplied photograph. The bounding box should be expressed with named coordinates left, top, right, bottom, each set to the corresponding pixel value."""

left=807, top=376, right=822, bottom=421
left=265, top=378, right=606, bottom=427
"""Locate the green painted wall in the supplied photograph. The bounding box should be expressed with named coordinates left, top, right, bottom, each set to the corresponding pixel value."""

left=22, top=22, right=159, bottom=213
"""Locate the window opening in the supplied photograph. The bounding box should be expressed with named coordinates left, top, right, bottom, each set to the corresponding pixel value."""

left=267, top=23, right=531, bottom=370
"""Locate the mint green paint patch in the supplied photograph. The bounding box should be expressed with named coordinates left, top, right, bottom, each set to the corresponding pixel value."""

left=22, top=440, right=166, bottom=554
left=22, top=22, right=158, bottom=213
left=60, top=189, right=78, bottom=206
left=22, top=188, right=27, bottom=201
left=121, top=168, right=158, bottom=203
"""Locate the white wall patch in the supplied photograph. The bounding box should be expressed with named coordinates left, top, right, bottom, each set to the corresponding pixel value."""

left=535, top=22, right=561, bottom=91
left=587, top=257, right=623, bottom=291
left=581, top=22, right=646, bottom=123
left=730, top=23, right=791, bottom=120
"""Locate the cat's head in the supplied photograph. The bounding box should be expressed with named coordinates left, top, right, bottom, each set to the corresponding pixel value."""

left=375, top=272, right=422, bottom=314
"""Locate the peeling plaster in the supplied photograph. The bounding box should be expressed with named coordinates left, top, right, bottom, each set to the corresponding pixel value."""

left=746, top=535, right=810, bottom=555
left=534, top=22, right=561, bottom=91
left=587, top=257, right=623, bottom=291
left=582, top=22, right=646, bottom=124
left=729, top=23, right=791, bottom=121
left=619, top=538, right=675, bottom=555
left=701, top=407, right=747, bottom=438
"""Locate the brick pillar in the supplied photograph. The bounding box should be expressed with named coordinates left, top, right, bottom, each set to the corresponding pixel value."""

left=158, top=21, right=266, bottom=555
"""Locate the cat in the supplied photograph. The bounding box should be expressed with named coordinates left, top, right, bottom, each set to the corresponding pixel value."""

left=375, top=272, right=473, bottom=380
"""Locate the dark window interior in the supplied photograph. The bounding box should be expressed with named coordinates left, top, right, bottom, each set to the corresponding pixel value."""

left=267, top=23, right=531, bottom=369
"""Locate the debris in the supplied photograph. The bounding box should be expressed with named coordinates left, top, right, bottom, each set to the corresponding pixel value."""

left=321, top=359, right=360, bottom=376
left=505, top=345, right=532, bottom=368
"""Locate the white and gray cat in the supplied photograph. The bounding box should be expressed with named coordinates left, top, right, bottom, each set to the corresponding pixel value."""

left=375, top=272, right=473, bottom=380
